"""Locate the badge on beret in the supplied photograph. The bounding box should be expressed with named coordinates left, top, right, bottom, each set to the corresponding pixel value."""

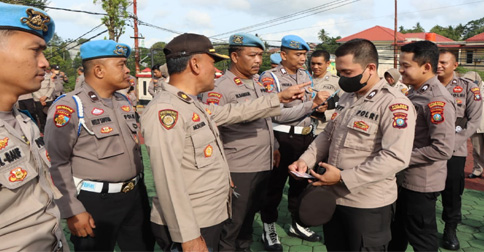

left=206, top=98, right=219, bottom=105
left=177, top=91, right=191, bottom=102
left=208, top=92, right=222, bottom=99
left=8, top=167, right=27, bottom=182
left=471, top=87, right=481, bottom=101
left=232, top=35, right=243, bottom=44
left=0, top=137, right=9, bottom=150
left=366, top=90, right=378, bottom=99
left=100, top=126, right=113, bottom=134
left=192, top=112, right=200, bottom=122
left=54, top=105, right=74, bottom=128
left=289, top=40, right=301, bottom=49
left=234, top=77, right=243, bottom=85
left=21, top=8, right=50, bottom=32
left=392, top=112, right=408, bottom=129
left=353, top=121, right=369, bottom=131
left=389, top=103, right=409, bottom=111
left=205, top=108, right=212, bottom=115
left=159, top=109, right=178, bottom=130
left=91, top=108, right=104, bottom=115
left=114, top=44, right=129, bottom=56
left=428, top=101, right=445, bottom=124
left=453, top=86, right=463, bottom=93
left=204, top=145, right=213, bottom=157
left=121, top=105, right=131, bottom=112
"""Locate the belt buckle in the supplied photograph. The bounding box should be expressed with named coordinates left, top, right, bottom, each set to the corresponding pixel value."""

left=121, top=180, right=135, bottom=193
left=301, top=126, right=312, bottom=135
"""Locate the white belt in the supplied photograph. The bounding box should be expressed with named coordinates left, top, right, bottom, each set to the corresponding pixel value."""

left=73, top=174, right=141, bottom=194
left=272, top=123, right=313, bottom=135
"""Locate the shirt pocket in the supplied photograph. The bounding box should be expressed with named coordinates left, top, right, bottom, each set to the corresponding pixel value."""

left=91, top=123, right=125, bottom=159
left=190, top=128, right=216, bottom=169
left=0, top=159, right=38, bottom=190
left=343, top=119, right=377, bottom=152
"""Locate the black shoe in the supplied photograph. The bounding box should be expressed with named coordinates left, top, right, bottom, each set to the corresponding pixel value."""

left=288, top=221, right=322, bottom=242
left=443, top=226, right=460, bottom=250
left=468, top=173, right=482, bottom=179
left=262, top=222, right=283, bottom=252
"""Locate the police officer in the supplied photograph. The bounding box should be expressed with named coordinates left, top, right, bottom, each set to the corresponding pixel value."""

left=141, top=33, right=308, bottom=252
left=148, top=64, right=165, bottom=97
left=259, top=35, right=322, bottom=246
left=33, top=64, right=55, bottom=132
left=436, top=49, right=482, bottom=250
left=0, top=3, right=67, bottom=251
left=289, top=38, right=416, bottom=251
left=52, top=65, right=68, bottom=99
left=309, top=49, right=340, bottom=135
left=270, top=52, right=282, bottom=68
left=74, top=66, right=84, bottom=90
left=200, top=33, right=328, bottom=251
left=384, top=68, right=408, bottom=94
left=389, top=41, right=456, bottom=252
left=466, top=71, right=484, bottom=179
left=44, top=40, right=154, bottom=251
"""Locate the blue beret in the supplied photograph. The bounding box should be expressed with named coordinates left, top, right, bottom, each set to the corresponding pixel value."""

left=0, top=2, right=55, bottom=42
left=281, top=35, right=309, bottom=51
left=229, top=33, right=265, bottom=50
left=270, top=53, right=282, bottom=65
left=80, top=40, right=131, bottom=61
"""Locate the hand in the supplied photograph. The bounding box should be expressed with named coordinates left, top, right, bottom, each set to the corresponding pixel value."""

left=316, top=104, right=328, bottom=113
left=312, top=91, right=330, bottom=109
left=309, top=162, right=341, bottom=186
left=182, top=236, right=208, bottom=252
left=288, top=159, right=308, bottom=180
left=277, top=82, right=311, bottom=103
left=67, top=212, right=96, bottom=238
left=40, top=96, right=47, bottom=103
left=273, top=149, right=281, bottom=168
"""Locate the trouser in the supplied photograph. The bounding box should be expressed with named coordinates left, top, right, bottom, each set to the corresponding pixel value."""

left=471, top=133, right=484, bottom=176
left=219, top=171, right=271, bottom=251
left=18, top=98, right=37, bottom=122
left=260, top=131, right=314, bottom=223
left=323, top=204, right=394, bottom=252
left=34, top=101, right=52, bottom=133
left=389, top=188, right=440, bottom=252
left=442, top=156, right=466, bottom=225
left=152, top=221, right=225, bottom=252
left=70, top=180, right=154, bottom=251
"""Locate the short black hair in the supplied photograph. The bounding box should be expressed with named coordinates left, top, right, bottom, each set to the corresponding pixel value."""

left=311, top=50, right=330, bottom=62
left=151, top=64, right=161, bottom=72
left=228, top=46, right=244, bottom=59
left=166, top=55, right=192, bottom=75
left=439, top=48, right=458, bottom=62
left=335, top=39, right=379, bottom=68
left=401, top=41, right=439, bottom=74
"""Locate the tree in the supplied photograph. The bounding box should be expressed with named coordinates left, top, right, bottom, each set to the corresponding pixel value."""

left=149, top=41, right=166, bottom=67
left=462, top=17, right=484, bottom=40
left=93, top=0, right=129, bottom=42
left=430, top=24, right=465, bottom=41
left=399, top=22, right=425, bottom=34
left=318, top=28, right=330, bottom=43
left=1, top=0, right=49, bottom=9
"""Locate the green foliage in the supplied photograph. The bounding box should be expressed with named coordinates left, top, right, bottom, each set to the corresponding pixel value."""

left=399, top=22, right=425, bottom=33
left=430, top=24, right=465, bottom=41
left=316, top=36, right=341, bottom=54
left=462, top=17, right=484, bottom=40
left=93, top=0, right=129, bottom=42
left=0, top=0, right=49, bottom=9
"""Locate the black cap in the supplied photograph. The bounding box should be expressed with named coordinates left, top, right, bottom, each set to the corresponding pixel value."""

left=51, top=65, right=60, bottom=70
left=298, top=185, right=336, bottom=227
left=164, top=33, right=229, bottom=62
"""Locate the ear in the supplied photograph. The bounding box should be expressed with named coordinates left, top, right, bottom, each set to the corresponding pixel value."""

left=230, top=51, right=239, bottom=64
left=280, top=51, right=287, bottom=61
left=423, top=62, right=432, bottom=74
left=93, top=64, right=104, bottom=79
left=189, top=55, right=201, bottom=75
left=367, top=63, right=377, bottom=75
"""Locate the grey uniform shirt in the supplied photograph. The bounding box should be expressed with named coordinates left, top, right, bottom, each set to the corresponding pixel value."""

left=74, top=74, right=84, bottom=90
left=33, top=72, right=55, bottom=102
left=445, top=73, right=482, bottom=156
left=300, top=79, right=416, bottom=208
left=0, top=109, right=66, bottom=251
left=44, top=82, right=142, bottom=218
left=401, top=76, right=456, bottom=193
left=148, top=77, right=165, bottom=97
left=312, top=72, right=341, bottom=135
left=142, top=83, right=282, bottom=243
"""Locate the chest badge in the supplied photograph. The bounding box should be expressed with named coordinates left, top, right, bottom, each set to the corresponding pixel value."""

left=204, top=145, right=213, bottom=157
left=159, top=109, right=178, bottom=130
left=121, top=105, right=131, bottom=112
left=192, top=112, right=200, bottom=122
left=91, top=107, right=104, bottom=115
left=353, top=121, right=369, bottom=131
left=0, top=137, right=9, bottom=150
left=101, top=126, right=113, bottom=134
left=9, top=167, right=27, bottom=182
left=453, top=86, right=463, bottom=93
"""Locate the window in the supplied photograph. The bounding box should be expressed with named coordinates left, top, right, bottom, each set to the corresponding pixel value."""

left=467, top=51, right=474, bottom=64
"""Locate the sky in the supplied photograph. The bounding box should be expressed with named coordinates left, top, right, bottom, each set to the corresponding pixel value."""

left=46, top=0, right=484, bottom=49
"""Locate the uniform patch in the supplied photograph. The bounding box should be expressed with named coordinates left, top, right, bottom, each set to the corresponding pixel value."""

left=0, top=137, right=8, bottom=150
left=234, top=77, right=243, bottom=85
left=46, top=150, right=50, bottom=162
left=100, top=126, right=113, bottom=134
left=453, top=86, right=463, bottom=93
left=121, top=105, right=131, bottom=112
left=389, top=103, right=409, bottom=111
left=420, top=84, right=429, bottom=92
left=456, top=99, right=463, bottom=105
left=366, top=90, right=378, bottom=99
left=54, top=105, right=74, bottom=128
left=206, top=98, right=220, bottom=105
left=472, top=87, right=481, bottom=101
left=353, top=121, right=369, bottom=131
left=392, top=112, right=408, bottom=129
left=204, top=145, right=213, bottom=157
left=256, top=81, right=264, bottom=87
left=428, top=101, right=445, bottom=124
left=91, top=108, right=104, bottom=115
left=205, top=108, right=212, bottom=115
left=8, top=167, right=27, bottom=182
left=192, top=112, right=200, bottom=122
left=159, top=109, right=178, bottom=130
left=331, top=113, right=338, bottom=120
left=88, top=91, right=99, bottom=101
left=177, top=91, right=191, bottom=102
left=208, top=92, right=222, bottom=99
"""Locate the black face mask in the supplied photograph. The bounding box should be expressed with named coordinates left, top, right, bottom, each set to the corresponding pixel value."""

left=338, top=67, right=370, bottom=93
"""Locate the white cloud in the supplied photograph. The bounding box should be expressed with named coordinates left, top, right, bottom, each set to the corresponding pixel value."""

left=184, top=10, right=213, bottom=29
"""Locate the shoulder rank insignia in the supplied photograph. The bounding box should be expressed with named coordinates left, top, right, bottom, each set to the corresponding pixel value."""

left=205, top=108, right=212, bottom=115
left=192, top=112, right=200, bottom=122
left=159, top=109, right=178, bottom=130
left=0, top=137, right=9, bottom=150
left=121, top=105, right=131, bottom=112
left=177, top=91, right=191, bottom=102
left=471, top=87, right=481, bottom=101
left=54, top=105, right=74, bottom=128
left=392, top=112, right=408, bottom=129
left=428, top=101, right=445, bottom=124
left=420, top=84, right=429, bottom=93
left=234, top=77, right=243, bottom=85
left=9, top=167, right=27, bottom=182
left=366, top=90, right=378, bottom=99
left=88, top=91, right=99, bottom=102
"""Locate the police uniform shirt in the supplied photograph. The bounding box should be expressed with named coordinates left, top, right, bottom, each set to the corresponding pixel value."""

left=53, top=75, right=66, bottom=97
left=299, top=78, right=416, bottom=208
left=74, top=74, right=84, bottom=90
left=392, top=81, right=408, bottom=95
left=44, top=82, right=142, bottom=218
left=33, top=72, right=55, bottom=102
left=445, top=73, right=482, bottom=156
left=260, top=64, right=313, bottom=126
left=0, top=109, right=65, bottom=251
left=312, top=71, right=340, bottom=134
left=141, top=83, right=281, bottom=243
left=148, top=76, right=165, bottom=97
left=401, top=76, right=456, bottom=193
